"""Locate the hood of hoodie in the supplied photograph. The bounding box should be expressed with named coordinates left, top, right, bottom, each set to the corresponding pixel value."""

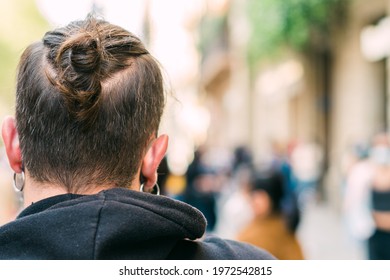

left=0, top=188, right=207, bottom=259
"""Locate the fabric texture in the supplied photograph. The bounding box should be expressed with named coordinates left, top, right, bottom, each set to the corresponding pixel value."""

left=0, top=188, right=275, bottom=260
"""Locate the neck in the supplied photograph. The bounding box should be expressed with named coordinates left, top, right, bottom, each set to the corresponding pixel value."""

left=22, top=174, right=140, bottom=208
left=22, top=181, right=68, bottom=208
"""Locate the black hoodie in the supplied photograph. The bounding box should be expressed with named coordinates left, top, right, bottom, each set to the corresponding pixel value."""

left=0, top=188, right=275, bottom=260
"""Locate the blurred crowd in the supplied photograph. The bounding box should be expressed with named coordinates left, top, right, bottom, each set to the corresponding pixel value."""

left=158, top=140, right=324, bottom=260
left=158, top=133, right=390, bottom=260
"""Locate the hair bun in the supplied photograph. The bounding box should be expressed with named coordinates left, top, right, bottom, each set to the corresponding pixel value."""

left=70, top=36, right=101, bottom=73
left=51, top=31, right=104, bottom=127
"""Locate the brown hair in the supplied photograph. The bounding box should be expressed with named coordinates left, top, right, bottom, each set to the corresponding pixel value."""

left=15, top=16, right=165, bottom=192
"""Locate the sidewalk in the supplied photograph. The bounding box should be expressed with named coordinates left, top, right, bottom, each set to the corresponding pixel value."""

left=296, top=199, right=366, bottom=260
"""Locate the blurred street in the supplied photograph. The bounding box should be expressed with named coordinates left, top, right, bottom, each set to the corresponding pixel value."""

left=297, top=199, right=366, bottom=260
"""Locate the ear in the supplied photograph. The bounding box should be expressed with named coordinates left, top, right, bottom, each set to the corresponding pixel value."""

left=141, top=134, right=169, bottom=190
left=2, top=116, right=23, bottom=173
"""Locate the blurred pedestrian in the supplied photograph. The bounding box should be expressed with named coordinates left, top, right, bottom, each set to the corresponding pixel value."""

left=342, top=141, right=374, bottom=258
left=270, top=140, right=300, bottom=233
left=343, top=132, right=390, bottom=259
left=290, top=140, right=323, bottom=210
left=213, top=146, right=254, bottom=239
left=237, top=169, right=304, bottom=260
left=367, top=132, right=390, bottom=259
left=182, top=147, right=219, bottom=232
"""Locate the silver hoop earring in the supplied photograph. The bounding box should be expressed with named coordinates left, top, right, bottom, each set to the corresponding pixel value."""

left=139, top=183, right=160, bottom=195
left=13, top=171, right=25, bottom=192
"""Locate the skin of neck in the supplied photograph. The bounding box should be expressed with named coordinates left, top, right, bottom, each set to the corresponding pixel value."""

left=21, top=169, right=142, bottom=208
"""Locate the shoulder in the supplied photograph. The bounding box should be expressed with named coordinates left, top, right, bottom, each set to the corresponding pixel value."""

left=168, top=235, right=276, bottom=260
left=202, top=235, right=276, bottom=260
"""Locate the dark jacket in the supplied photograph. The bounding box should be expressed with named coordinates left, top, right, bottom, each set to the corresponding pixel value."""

left=0, top=188, right=275, bottom=260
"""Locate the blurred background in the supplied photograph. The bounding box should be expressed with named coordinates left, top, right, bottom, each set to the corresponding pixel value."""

left=1, top=0, right=390, bottom=259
